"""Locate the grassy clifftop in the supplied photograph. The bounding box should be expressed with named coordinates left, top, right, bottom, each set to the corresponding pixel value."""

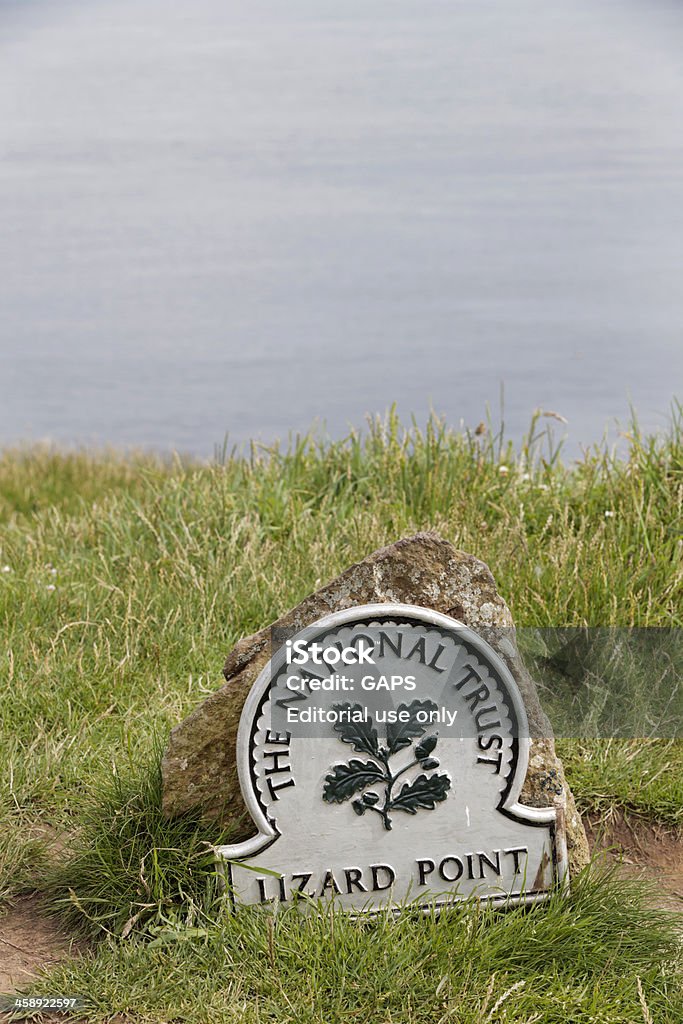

left=0, top=409, right=681, bottom=1021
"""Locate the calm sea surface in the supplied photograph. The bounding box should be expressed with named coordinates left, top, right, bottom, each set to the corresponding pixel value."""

left=1, top=0, right=682, bottom=455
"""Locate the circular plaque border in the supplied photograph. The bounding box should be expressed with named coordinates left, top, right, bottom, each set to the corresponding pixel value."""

left=222, top=603, right=557, bottom=861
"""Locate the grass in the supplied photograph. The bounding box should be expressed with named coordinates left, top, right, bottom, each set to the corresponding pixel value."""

left=39, top=872, right=683, bottom=1023
left=0, top=406, right=681, bottom=1020
left=560, top=738, right=683, bottom=827
left=43, top=746, right=239, bottom=940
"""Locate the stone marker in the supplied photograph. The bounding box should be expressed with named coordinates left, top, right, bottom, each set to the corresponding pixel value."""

left=162, top=533, right=589, bottom=910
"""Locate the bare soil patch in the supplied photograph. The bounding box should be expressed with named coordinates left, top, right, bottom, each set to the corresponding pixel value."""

left=585, top=811, right=683, bottom=912
left=0, top=895, right=87, bottom=995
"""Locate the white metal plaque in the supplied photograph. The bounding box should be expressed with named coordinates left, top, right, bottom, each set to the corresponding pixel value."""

left=217, top=604, right=567, bottom=912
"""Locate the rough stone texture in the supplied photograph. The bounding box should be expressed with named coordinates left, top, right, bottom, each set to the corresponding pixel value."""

left=162, top=532, right=590, bottom=873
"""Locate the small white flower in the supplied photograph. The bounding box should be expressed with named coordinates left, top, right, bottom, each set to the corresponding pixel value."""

left=521, top=472, right=531, bottom=482
left=1, top=565, right=11, bottom=573
left=498, top=465, right=509, bottom=476
left=604, top=510, right=615, bottom=518
left=49, top=568, right=57, bottom=576
left=46, top=584, right=56, bottom=592
left=537, top=483, right=549, bottom=491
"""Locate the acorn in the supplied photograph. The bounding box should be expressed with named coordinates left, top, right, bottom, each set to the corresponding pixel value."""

left=362, top=792, right=380, bottom=806
left=415, top=735, right=438, bottom=760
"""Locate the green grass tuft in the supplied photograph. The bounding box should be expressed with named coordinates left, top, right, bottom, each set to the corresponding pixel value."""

left=43, top=745, right=244, bottom=940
